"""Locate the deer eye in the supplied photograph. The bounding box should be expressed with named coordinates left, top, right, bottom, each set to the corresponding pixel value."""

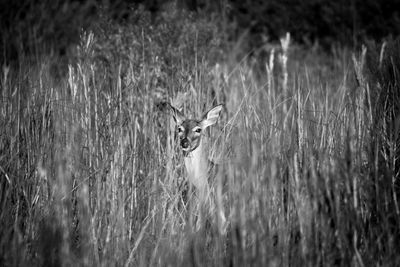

left=194, top=128, right=202, bottom=133
left=177, top=126, right=184, bottom=133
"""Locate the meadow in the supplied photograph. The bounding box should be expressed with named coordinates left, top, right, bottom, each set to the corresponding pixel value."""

left=1, top=6, right=400, bottom=266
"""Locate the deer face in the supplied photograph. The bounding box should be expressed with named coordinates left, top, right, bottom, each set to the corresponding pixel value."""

left=170, top=105, right=223, bottom=154
left=177, top=119, right=203, bottom=152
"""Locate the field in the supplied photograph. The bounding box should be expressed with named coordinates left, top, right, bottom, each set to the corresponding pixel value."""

left=1, top=6, right=400, bottom=267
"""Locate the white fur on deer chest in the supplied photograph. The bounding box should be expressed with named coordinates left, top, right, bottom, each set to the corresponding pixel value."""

left=184, top=142, right=209, bottom=191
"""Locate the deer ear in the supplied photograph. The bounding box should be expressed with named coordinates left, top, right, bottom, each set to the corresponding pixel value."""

left=169, top=104, right=185, bottom=125
left=200, top=104, right=223, bottom=129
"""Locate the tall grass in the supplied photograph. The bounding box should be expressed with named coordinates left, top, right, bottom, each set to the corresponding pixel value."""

left=1, top=7, right=399, bottom=266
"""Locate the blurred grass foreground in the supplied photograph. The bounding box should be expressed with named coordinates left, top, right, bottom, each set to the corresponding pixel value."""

left=1, top=1, right=400, bottom=266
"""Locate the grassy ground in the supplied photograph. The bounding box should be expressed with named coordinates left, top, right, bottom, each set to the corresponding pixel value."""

left=1, top=7, right=400, bottom=267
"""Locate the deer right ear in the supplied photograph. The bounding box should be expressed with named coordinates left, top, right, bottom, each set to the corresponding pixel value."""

left=169, top=104, right=185, bottom=125
left=200, top=104, right=223, bottom=129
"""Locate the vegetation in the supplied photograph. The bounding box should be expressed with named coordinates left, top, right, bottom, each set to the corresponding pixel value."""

left=0, top=2, right=399, bottom=266
left=229, top=0, right=400, bottom=47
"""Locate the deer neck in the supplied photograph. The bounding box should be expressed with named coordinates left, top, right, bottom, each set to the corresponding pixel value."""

left=184, top=138, right=210, bottom=192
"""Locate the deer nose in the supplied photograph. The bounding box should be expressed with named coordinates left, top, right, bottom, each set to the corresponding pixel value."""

left=181, top=138, right=190, bottom=149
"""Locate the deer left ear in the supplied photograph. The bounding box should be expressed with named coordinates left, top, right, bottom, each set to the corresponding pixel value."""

left=200, top=104, right=223, bottom=129
left=169, top=104, right=186, bottom=125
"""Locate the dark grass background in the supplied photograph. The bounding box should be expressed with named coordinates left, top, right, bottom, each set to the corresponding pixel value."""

left=1, top=0, right=400, bottom=266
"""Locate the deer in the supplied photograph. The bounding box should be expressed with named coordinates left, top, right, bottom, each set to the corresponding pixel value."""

left=168, top=103, right=227, bottom=233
